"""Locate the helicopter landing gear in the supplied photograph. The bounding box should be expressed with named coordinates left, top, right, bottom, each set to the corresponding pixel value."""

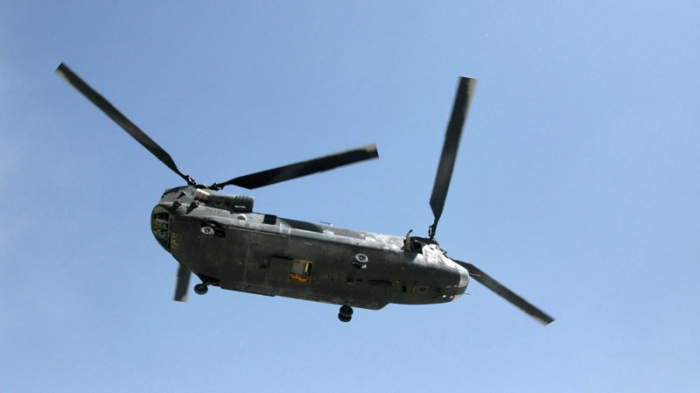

left=338, top=305, right=353, bottom=322
left=194, top=283, right=208, bottom=295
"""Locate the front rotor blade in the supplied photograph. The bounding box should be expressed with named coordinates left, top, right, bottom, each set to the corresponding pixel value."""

left=55, top=63, right=195, bottom=185
left=213, top=144, right=378, bottom=190
left=429, top=77, right=476, bottom=237
left=455, top=260, right=554, bottom=325
left=173, top=263, right=191, bottom=302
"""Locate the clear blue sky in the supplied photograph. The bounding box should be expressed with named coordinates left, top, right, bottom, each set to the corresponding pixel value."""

left=2, top=1, right=699, bottom=392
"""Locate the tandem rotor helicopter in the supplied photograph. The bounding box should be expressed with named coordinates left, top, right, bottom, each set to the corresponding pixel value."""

left=56, top=63, right=553, bottom=324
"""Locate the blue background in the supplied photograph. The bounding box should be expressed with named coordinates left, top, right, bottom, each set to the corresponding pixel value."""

left=2, top=2, right=699, bottom=392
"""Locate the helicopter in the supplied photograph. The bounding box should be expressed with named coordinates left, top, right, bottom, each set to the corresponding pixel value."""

left=56, top=63, right=554, bottom=325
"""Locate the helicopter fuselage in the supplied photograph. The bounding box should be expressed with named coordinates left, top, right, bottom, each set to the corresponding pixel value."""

left=151, top=186, right=470, bottom=310
left=57, top=64, right=552, bottom=324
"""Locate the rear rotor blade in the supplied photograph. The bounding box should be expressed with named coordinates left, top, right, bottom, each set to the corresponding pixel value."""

left=212, top=144, right=379, bottom=190
left=429, top=77, right=476, bottom=237
left=55, top=63, right=195, bottom=185
left=173, top=263, right=191, bottom=302
left=455, top=260, right=554, bottom=325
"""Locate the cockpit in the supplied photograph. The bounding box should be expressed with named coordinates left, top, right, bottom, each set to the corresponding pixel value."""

left=151, top=206, right=170, bottom=250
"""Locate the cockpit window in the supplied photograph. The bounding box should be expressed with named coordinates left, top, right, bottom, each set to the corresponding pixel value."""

left=151, top=211, right=170, bottom=248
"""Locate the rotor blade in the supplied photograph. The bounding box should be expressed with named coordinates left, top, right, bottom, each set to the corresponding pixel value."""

left=213, top=144, right=379, bottom=190
left=55, top=63, right=195, bottom=185
left=429, top=77, right=476, bottom=237
left=455, top=260, right=554, bottom=325
left=173, top=263, right=192, bottom=302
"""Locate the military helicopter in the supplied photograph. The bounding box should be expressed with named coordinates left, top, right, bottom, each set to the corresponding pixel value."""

left=56, top=63, right=553, bottom=325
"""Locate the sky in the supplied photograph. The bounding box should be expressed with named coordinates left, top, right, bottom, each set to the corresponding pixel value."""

left=1, top=1, right=699, bottom=392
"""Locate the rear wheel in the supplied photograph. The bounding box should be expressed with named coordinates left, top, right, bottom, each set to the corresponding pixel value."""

left=338, top=305, right=353, bottom=322
left=339, top=305, right=353, bottom=317
left=338, top=314, right=352, bottom=323
left=194, top=283, right=208, bottom=295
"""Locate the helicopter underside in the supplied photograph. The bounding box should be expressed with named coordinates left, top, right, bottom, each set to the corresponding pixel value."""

left=152, top=186, right=470, bottom=312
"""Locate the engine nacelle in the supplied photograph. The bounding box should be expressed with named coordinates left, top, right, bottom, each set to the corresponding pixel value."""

left=195, top=189, right=254, bottom=213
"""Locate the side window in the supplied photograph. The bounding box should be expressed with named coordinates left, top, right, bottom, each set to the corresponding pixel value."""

left=289, top=259, right=313, bottom=283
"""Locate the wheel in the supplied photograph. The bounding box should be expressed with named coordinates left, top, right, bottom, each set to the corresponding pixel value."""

left=339, top=305, right=354, bottom=318
left=338, top=313, right=352, bottom=322
left=201, top=226, right=215, bottom=236
left=194, top=283, right=208, bottom=295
